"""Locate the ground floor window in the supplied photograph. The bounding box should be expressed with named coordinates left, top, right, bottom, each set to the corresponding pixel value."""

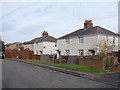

left=36, top=50, right=38, bottom=55
left=39, top=50, right=43, bottom=54
left=88, top=49, right=95, bottom=55
left=66, top=50, right=70, bottom=55
left=78, top=49, right=84, bottom=56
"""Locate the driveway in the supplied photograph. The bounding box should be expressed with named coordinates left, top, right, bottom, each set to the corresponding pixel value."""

left=2, top=59, right=118, bottom=88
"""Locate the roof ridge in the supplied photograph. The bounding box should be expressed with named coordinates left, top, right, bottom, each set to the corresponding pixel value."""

left=97, top=26, right=119, bottom=36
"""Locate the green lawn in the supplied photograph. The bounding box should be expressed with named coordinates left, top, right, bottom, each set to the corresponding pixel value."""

left=26, top=59, right=102, bottom=73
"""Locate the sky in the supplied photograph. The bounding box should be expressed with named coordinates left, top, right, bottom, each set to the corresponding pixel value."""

left=0, top=1, right=119, bottom=44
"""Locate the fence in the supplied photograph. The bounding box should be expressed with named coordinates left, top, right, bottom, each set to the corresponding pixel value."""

left=41, top=54, right=57, bottom=63
left=5, top=50, right=120, bottom=72
left=5, top=50, right=40, bottom=60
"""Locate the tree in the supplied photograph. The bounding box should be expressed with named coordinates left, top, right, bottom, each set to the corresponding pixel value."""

left=0, top=40, right=5, bottom=53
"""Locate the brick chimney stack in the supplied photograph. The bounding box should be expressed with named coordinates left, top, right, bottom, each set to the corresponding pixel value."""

left=42, top=31, right=48, bottom=37
left=84, top=20, right=93, bottom=28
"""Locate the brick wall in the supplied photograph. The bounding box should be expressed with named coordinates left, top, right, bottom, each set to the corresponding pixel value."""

left=110, top=65, right=120, bottom=72
left=77, top=57, right=106, bottom=71
left=110, top=57, right=120, bottom=72
left=5, top=50, right=40, bottom=60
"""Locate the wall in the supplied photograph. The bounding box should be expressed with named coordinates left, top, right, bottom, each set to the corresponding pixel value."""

left=110, top=57, right=120, bottom=72
left=43, top=42, right=57, bottom=54
left=33, top=42, right=43, bottom=55
left=5, top=50, right=40, bottom=60
left=98, top=34, right=119, bottom=53
left=60, top=55, right=78, bottom=64
left=33, top=42, right=57, bottom=55
left=57, top=34, right=119, bottom=56
left=40, top=54, right=56, bottom=63
left=77, top=57, right=106, bottom=71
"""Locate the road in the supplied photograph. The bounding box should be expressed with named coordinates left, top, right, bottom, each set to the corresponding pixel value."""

left=2, top=59, right=118, bottom=88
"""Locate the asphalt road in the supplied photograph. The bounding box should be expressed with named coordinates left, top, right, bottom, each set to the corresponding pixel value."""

left=2, top=59, right=118, bottom=88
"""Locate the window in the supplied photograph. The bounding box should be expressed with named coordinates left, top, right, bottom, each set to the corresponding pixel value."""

left=66, top=38, right=70, bottom=44
left=79, top=37, right=84, bottom=43
left=55, top=43, right=57, bottom=47
left=66, top=50, right=70, bottom=55
left=78, top=49, right=84, bottom=56
left=36, top=50, right=38, bottom=54
left=39, top=50, right=43, bottom=54
left=113, top=37, right=115, bottom=44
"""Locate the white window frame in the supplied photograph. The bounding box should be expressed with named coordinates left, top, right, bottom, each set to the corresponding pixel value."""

left=78, top=49, right=84, bottom=56
left=66, top=49, right=70, bottom=55
left=79, top=37, right=84, bottom=43
left=66, top=38, right=70, bottom=44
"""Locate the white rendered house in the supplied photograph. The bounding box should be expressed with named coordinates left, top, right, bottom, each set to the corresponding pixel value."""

left=22, top=31, right=57, bottom=55
left=57, top=20, right=120, bottom=57
left=33, top=31, right=57, bottom=55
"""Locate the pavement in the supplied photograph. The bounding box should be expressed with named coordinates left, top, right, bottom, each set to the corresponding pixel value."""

left=2, top=59, right=120, bottom=88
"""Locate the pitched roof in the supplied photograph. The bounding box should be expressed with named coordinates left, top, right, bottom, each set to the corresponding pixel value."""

left=58, top=26, right=120, bottom=39
left=23, top=36, right=57, bottom=44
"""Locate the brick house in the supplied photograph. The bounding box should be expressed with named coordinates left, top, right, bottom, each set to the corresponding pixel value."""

left=5, top=42, right=21, bottom=50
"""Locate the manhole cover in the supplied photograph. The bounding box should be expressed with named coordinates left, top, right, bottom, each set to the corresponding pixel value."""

left=51, top=80, right=62, bottom=83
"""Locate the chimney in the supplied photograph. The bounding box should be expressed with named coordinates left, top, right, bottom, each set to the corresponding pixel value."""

left=42, top=31, right=48, bottom=37
left=84, top=20, right=93, bottom=28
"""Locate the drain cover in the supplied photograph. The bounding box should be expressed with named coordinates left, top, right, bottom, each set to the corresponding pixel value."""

left=51, top=80, right=62, bottom=83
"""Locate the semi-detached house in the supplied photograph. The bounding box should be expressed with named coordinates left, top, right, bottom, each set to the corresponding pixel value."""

left=57, top=20, right=120, bottom=58
left=23, top=31, right=57, bottom=55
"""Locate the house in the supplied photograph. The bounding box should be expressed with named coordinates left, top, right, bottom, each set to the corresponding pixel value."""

left=23, top=31, right=57, bottom=55
left=5, top=42, right=21, bottom=50
left=57, top=20, right=120, bottom=58
left=22, top=38, right=38, bottom=51
left=33, top=31, right=57, bottom=55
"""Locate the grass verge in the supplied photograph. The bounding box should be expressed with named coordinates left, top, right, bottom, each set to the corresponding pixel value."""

left=26, top=59, right=102, bottom=73
left=10, top=59, right=118, bottom=74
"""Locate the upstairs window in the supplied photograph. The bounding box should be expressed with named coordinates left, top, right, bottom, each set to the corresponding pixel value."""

left=55, top=43, right=57, bottom=47
left=79, top=37, right=84, bottom=43
left=113, top=37, right=115, bottom=44
left=66, top=38, right=70, bottom=44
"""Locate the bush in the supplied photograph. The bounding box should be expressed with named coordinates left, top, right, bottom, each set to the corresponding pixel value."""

left=105, top=56, right=111, bottom=70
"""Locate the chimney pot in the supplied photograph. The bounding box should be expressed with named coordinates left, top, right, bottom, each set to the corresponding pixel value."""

left=84, top=20, right=93, bottom=28
left=42, top=31, right=48, bottom=37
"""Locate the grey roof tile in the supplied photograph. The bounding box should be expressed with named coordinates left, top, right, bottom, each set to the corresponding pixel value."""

left=23, top=36, right=56, bottom=44
left=58, top=26, right=120, bottom=39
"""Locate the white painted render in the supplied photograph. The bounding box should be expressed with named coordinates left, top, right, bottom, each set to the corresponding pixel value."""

left=57, top=34, right=119, bottom=56
left=33, top=42, right=57, bottom=55
left=98, top=34, right=119, bottom=53
left=23, top=44, right=34, bottom=51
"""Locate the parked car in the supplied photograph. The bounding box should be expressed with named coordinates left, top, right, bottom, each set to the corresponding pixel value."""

left=0, top=53, right=4, bottom=59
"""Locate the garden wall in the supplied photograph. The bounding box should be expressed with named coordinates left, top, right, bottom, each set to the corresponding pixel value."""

left=60, top=55, right=78, bottom=64
left=77, top=57, right=106, bottom=71
left=40, top=54, right=57, bottom=63
left=110, top=57, right=120, bottom=72
left=5, top=50, right=40, bottom=60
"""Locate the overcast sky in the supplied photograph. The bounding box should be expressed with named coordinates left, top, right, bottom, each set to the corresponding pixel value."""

left=0, top=1, right=119, bottom=44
